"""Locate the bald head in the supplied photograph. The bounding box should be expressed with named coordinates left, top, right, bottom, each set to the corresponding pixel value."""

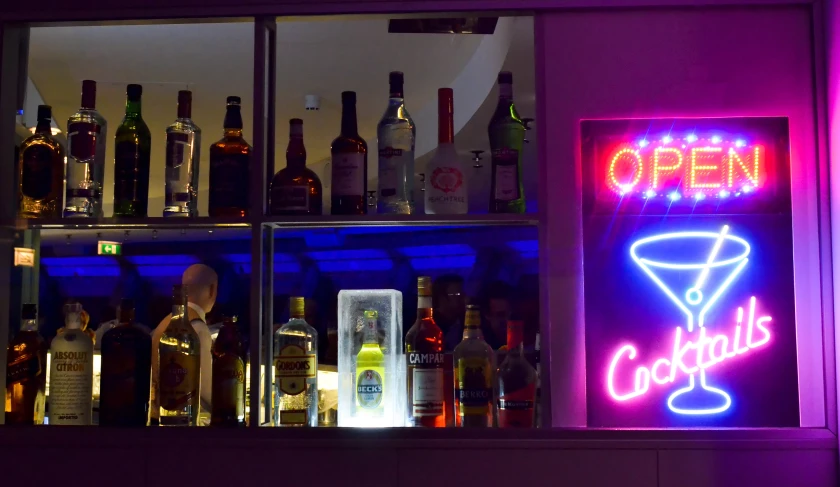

left=182, top=264, right=219, bottom=313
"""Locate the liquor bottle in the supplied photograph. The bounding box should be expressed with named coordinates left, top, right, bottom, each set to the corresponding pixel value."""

left=65, top=80, right=107, bottom=218
left=453, top=304, right=496, bottom=427
left=5, top=304, right=47, bottom=425
left=113, top=84, right=151, bottom=218
left=158, top=285, right=201, bottom=426
left=377, top=72, right=416, bottom=214
left=330, top=91, right=368, bottom=215
left=356, top=310, right=385, bottom=418
left=497, top=320, right=537, bottom=427
left=405, top=276, right=447, bottom=427
left=18, top=105, right=65, bottom=219
left=48, top=303, right=94, bottom=425
left=209, top=96, right=252, bottom=218
left=488, top=71, right=526, bottom=213
left=274, top=297, right=318, bottom=427
left=164, top=90, right=201, bottom=217
left=211, top=317, right=245, bottom=427
left=99, top=299, right=152, bottom=427
left=269, top=119, right=323, bottom=215
left=425, top=88, right=467, bottom=214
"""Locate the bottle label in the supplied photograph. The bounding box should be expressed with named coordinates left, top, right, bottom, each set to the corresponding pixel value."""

left=274, top=185, right=309, bottom=211
left=493, top=148, right=520, bottom=201
left=279, top=409, right=308, bottom=425
left=212, top=355, right=245, bottom=418
left=100, top=346, right=141, bottom=418
left=209, top=153, right=250, bottom=210
left=456, top=357, right=492, bottom=417
left=331, top=153, right=365, bottom=196
left=166, top=192, right=192, bottom=204
left=6, top=354, right=42, bottom=386
left=66, top=188, right=95, bottom=199
left=412, top=368, right=444, bottom=416
left=159, top=350, right=199, bottom=411
left=378, top=146, right=404, bottom=199
left=68, top=122, right=100, bottom=162
left=356, top=369, right=383, bottom=409
left=498, top=383, right=536, bottom=428
left=21, top=145, right=55, bottom=201
left=114, top=140, right=149, bottom=201
left=429, top=167, right=464, bottom=194
left=274, top=345, right=316, bottom=395
left=50, top=343, right=93, bottom=425
left=166, top=133, right=190, bottom=168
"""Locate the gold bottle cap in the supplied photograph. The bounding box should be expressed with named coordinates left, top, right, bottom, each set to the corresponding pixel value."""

left=290, top=297, right=305, bottom=318
left=465, top=304, right=481, bottom=328
left=364, top=309, right=378, bottom=320
left=417, top=276, right=432, bottom=297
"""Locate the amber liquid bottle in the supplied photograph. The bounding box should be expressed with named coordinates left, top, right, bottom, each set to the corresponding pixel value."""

left=209, top=96, right=252, bottom=218
left=211, top=317, right=245, bottom=427
left=5, top=304, right=47, bottom=425
left=269, top=119, right=323, bottom=215
left=18, top=105, right=65, bottom=218
left=330, top=91, right=368, bottom=215
left=405, top=276, right=448, bottom=427
left=99, top=299, right=152, bottom=426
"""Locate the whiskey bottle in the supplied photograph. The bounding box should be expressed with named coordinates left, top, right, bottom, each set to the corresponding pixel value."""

left=211, top=317, right=245, bottom=427
left=425, top=88, right=467, bottom=214
left=209, top=96, right=252, bottom=218
left=164, top=90, right=201, bottom=217
left=356, top=310, right=385, bottom=418
left=376, top=72, right=416, bottom=214
left=158, top=285, right=201, bottom=426
left=405, top=276, right=447, bottom=427
left=113, top=84, right=152, bottom=218
left=269, top=119, right=323, bottom=215
left=454, top=304, right=496, bottom=427
left=18, top=105, right=65, bottom=219
left=488, top=71, right=526, bottom=213
left=330, top=91, right=368, bottom=215
left=274, top=297, right=318, bottom=427
left=497, top=320, right=537, bottom=427
left=65, top=80, right=107, bottom=218
left=5, top=304, right=47, bottom=425
left=99, top=299, right=152, bottom=427
left=49, top=303, right=94, bottom=425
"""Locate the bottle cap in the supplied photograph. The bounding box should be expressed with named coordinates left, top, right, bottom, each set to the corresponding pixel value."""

left=465, top=304, right=480, bottom=328
left=127, top=84, right=142, bottom=100
left=81, top=80, right=97, bottom=109
left=364, top=309, right=378, bottom=320
left=226, top=96, right=241, bottom=105
left=498, top=71, right=513, bottom=84
left=389, top=71, right=404, bottom=96
left=36, top=105, right=52, bottom=122
left=341, top=91, right=356, bottom=104
left=417, top=276, right=432, bottom=296
left=290, top=296, right=305, bottom=317
left=21, top=303, right=37, bottom=320
left=289, top=118, right=303, bottom=137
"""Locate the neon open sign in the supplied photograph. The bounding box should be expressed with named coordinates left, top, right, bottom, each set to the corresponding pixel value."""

left=605, top=136, right=765, bottom=200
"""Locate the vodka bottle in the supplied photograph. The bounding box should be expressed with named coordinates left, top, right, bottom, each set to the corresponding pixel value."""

left=164, top=90, right=201, bottom=217
left=65, top=80, right=107, bottom=217
left=377, top=71, right=416, bottom=214
left=49, top=303, right=94, bottom=425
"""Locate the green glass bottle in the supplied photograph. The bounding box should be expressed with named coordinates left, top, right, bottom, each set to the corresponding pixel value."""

left=113, top=84, right=151, bottom=217
left=488, top=71, right=526, bottom=214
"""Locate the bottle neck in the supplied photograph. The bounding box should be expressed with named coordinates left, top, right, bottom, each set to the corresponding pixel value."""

left=172, top=304, right=186, bottom=321
left=438, top=108, right=453, bottom=145
left=224, top=107, right=243, bottom=137
left=362, top=319, right=378, bottom=345
left=341, top=103, right=358, bottom=137
left=498, top=82, right=513, bottom=101
left=177, top=102, right=192, bottom=120
left=65, top=312, right=82, bottom=330
left=20, top=318, right=37, bottom=332
left=125, top=98, right=142, bottom=118
left=35, top=120, right=52, bottom=135
left=287, top=129, right=306, bottom=169
left=462, top=325, right=483, bottom=340
left=417, top=295, right=433, bottom=320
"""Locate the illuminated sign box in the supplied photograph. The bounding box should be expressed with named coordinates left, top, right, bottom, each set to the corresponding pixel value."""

left=581, top=117, right=798, bottom=427
left=14, top=247, right=35, bottom=267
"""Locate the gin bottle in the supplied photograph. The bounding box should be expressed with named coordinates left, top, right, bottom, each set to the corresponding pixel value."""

left=65, top=80, right=107, bottom=218
left=158, top=285, right=201, bottom=426
left=356, top=310, right=385, bottom=418
left=49, top=303, right=94, bottom=425
left=274, top=297, right=318, bottom=426
left=164, top=90, right=201, bottom=217
left=488, top=71, right=526, bottom=213
left=377, top=72, right=416, bottom=214
left=5, top=304, right=47, bottom=425
left=454, top=304, right=496, bottom=427
left=424, top=88, right=467, bottom=214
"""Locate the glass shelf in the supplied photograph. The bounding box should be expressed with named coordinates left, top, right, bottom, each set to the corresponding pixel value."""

left=263, top=213, right=540, bottom=229
left=0, top=217, right=251, bottom=230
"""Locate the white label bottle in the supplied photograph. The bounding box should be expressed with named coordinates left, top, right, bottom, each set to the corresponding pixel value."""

left=425, top=88, right=468, bottom=214
left=49, top=303, right=94, bottom=425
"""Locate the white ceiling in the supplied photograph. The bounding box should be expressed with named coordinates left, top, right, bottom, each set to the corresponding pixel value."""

left=28, top=16, right=534, bottom=218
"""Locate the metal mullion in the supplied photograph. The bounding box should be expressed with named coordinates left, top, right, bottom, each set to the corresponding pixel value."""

left=262, top=226, right=274, bottom=425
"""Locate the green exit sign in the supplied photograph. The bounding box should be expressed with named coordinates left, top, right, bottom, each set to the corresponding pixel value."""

left=98, top=241, right=122, bottom=256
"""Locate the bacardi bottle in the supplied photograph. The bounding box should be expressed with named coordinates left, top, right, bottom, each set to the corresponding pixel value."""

left=158, top=285, right=201, bottom=426
left=497, top=320, right=537, bottom=427
left=5, top=304, right=47, bottom=425
left=424, top=88, right=467, bottom=214
left=49, top=303, right=94, bottom=425
left=65, top=80, right=107, bottom=218
left=377, top=72, right=416, bottom=214
left=405, top=276, right=447, bottom=427
left=454, top=305, right=495, bottom=427
left=274, top=297, right=318, bottom=426
left=356, top=310, right=385, bottom=418
left=488, top=71, right=526, bottom=213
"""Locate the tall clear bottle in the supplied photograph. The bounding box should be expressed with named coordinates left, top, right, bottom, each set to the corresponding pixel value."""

left=5, top=304, right=47, bottom=425
left=405, top=276, right=447, bottom=427
left=488, top=71, right=526, bottom=213
left=424, top=88, right=467, bottom=214
left=164, top=90, right=201, bottom=217
left=377, top=72, right=416, bottom=214
left=453, top=304, right=496, bottom=427
left=356, top=310, right=385, bottom=418
left=158, top=285, right=201, bottom=426
left=274, top=297, right=318, bottom=426
left=18, top=105, right=65, bottom=219
left=49, top=303, right=94, bottom=425
left=497, top=320, right=537, bottom=428
left=113, top=84, right=152, bottom=218
left=65, top=80, right=107, bottom=218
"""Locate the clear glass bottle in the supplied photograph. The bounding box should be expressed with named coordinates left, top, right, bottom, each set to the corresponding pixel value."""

left=48, top=303, right=94, bottom=425
left=18, top=105, right=65, bottom=219
left=158, top=285, right=201, bottom=426
left=453, top=304, right=496, bottom=427
left=424, top=88, right=467, bottom=214
left=113, top=84, right=152, bottom=218
left=405, top=276, right=447, bottom=427
left=65, top=80, right=107, bottom=218
left=164, top=90, right=201, bottom=217
left=274, top=297, right=318, bottom=426
left=5, top=304, right=47, bottom=425
left=269, top=119, right=323, bottom=215
left=497, top=320, right=537, bottom=428
left=488, top=71, right=526, bottom=213
left=355, top=310, right=385, bottom=418
left=377, top=72, right=416, bottom=214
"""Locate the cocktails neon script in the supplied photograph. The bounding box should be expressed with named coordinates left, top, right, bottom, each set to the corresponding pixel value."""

left=606, top=225, right=772, bottom=415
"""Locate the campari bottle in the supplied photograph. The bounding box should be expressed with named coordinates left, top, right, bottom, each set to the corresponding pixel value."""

left=497, top=319, right=537, bottom=427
